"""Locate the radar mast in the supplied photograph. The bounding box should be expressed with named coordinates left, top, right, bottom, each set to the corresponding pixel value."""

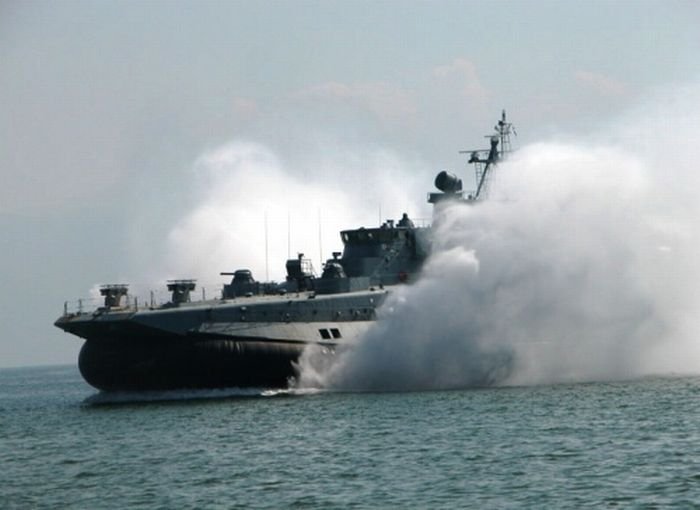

left=460, top=109, right=515, bottom=200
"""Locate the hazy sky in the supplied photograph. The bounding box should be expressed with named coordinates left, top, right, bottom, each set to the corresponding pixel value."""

left=1, top=0, right=699, bottom=368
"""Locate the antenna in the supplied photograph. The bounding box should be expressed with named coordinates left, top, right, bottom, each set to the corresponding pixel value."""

left=264, top=211, right=269, bottom=281
left=287, top=209, right=291, bottom=260
left=496, top=109, right=515, bottom=155
left=318, top=208, right=323, bottom=268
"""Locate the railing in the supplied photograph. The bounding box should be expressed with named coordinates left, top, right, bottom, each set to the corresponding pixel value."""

left=412, top=218, right=431, bottom=228
left=61, top=284, right=226, bottom=316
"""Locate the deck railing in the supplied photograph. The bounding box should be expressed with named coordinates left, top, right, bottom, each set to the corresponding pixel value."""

left=61, top=284, right=225, bottom=316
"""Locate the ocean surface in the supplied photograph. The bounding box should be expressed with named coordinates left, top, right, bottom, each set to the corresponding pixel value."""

left=1, top=365, right=699, bottom=509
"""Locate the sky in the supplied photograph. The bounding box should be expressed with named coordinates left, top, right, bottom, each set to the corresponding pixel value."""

left=1, top=0, right=699, bottom=368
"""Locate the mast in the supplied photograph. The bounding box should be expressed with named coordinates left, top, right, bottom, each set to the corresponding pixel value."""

left=459, top=109, right=515, bottom=201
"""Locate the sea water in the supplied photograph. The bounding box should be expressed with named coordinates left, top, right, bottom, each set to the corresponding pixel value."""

left=1, top=365, right=699, bottom=509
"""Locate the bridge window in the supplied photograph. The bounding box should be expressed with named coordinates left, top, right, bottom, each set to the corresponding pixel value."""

left=330, top=328, right=342, bottom=339
left=319, top=329, right=331, bottom=340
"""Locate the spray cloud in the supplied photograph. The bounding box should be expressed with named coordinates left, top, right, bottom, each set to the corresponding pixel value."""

left=298, top=84, right=700, bottom=390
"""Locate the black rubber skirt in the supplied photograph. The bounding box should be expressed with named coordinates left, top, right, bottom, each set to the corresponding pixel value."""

left=78, top=337, right=305, bottom=391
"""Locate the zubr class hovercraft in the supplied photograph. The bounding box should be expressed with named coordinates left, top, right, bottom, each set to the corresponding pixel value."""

left=55, top=112, right=514, bottom=391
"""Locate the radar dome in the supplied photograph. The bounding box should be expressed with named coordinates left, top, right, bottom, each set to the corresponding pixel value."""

left=434, top=171, right=463, bottom=193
